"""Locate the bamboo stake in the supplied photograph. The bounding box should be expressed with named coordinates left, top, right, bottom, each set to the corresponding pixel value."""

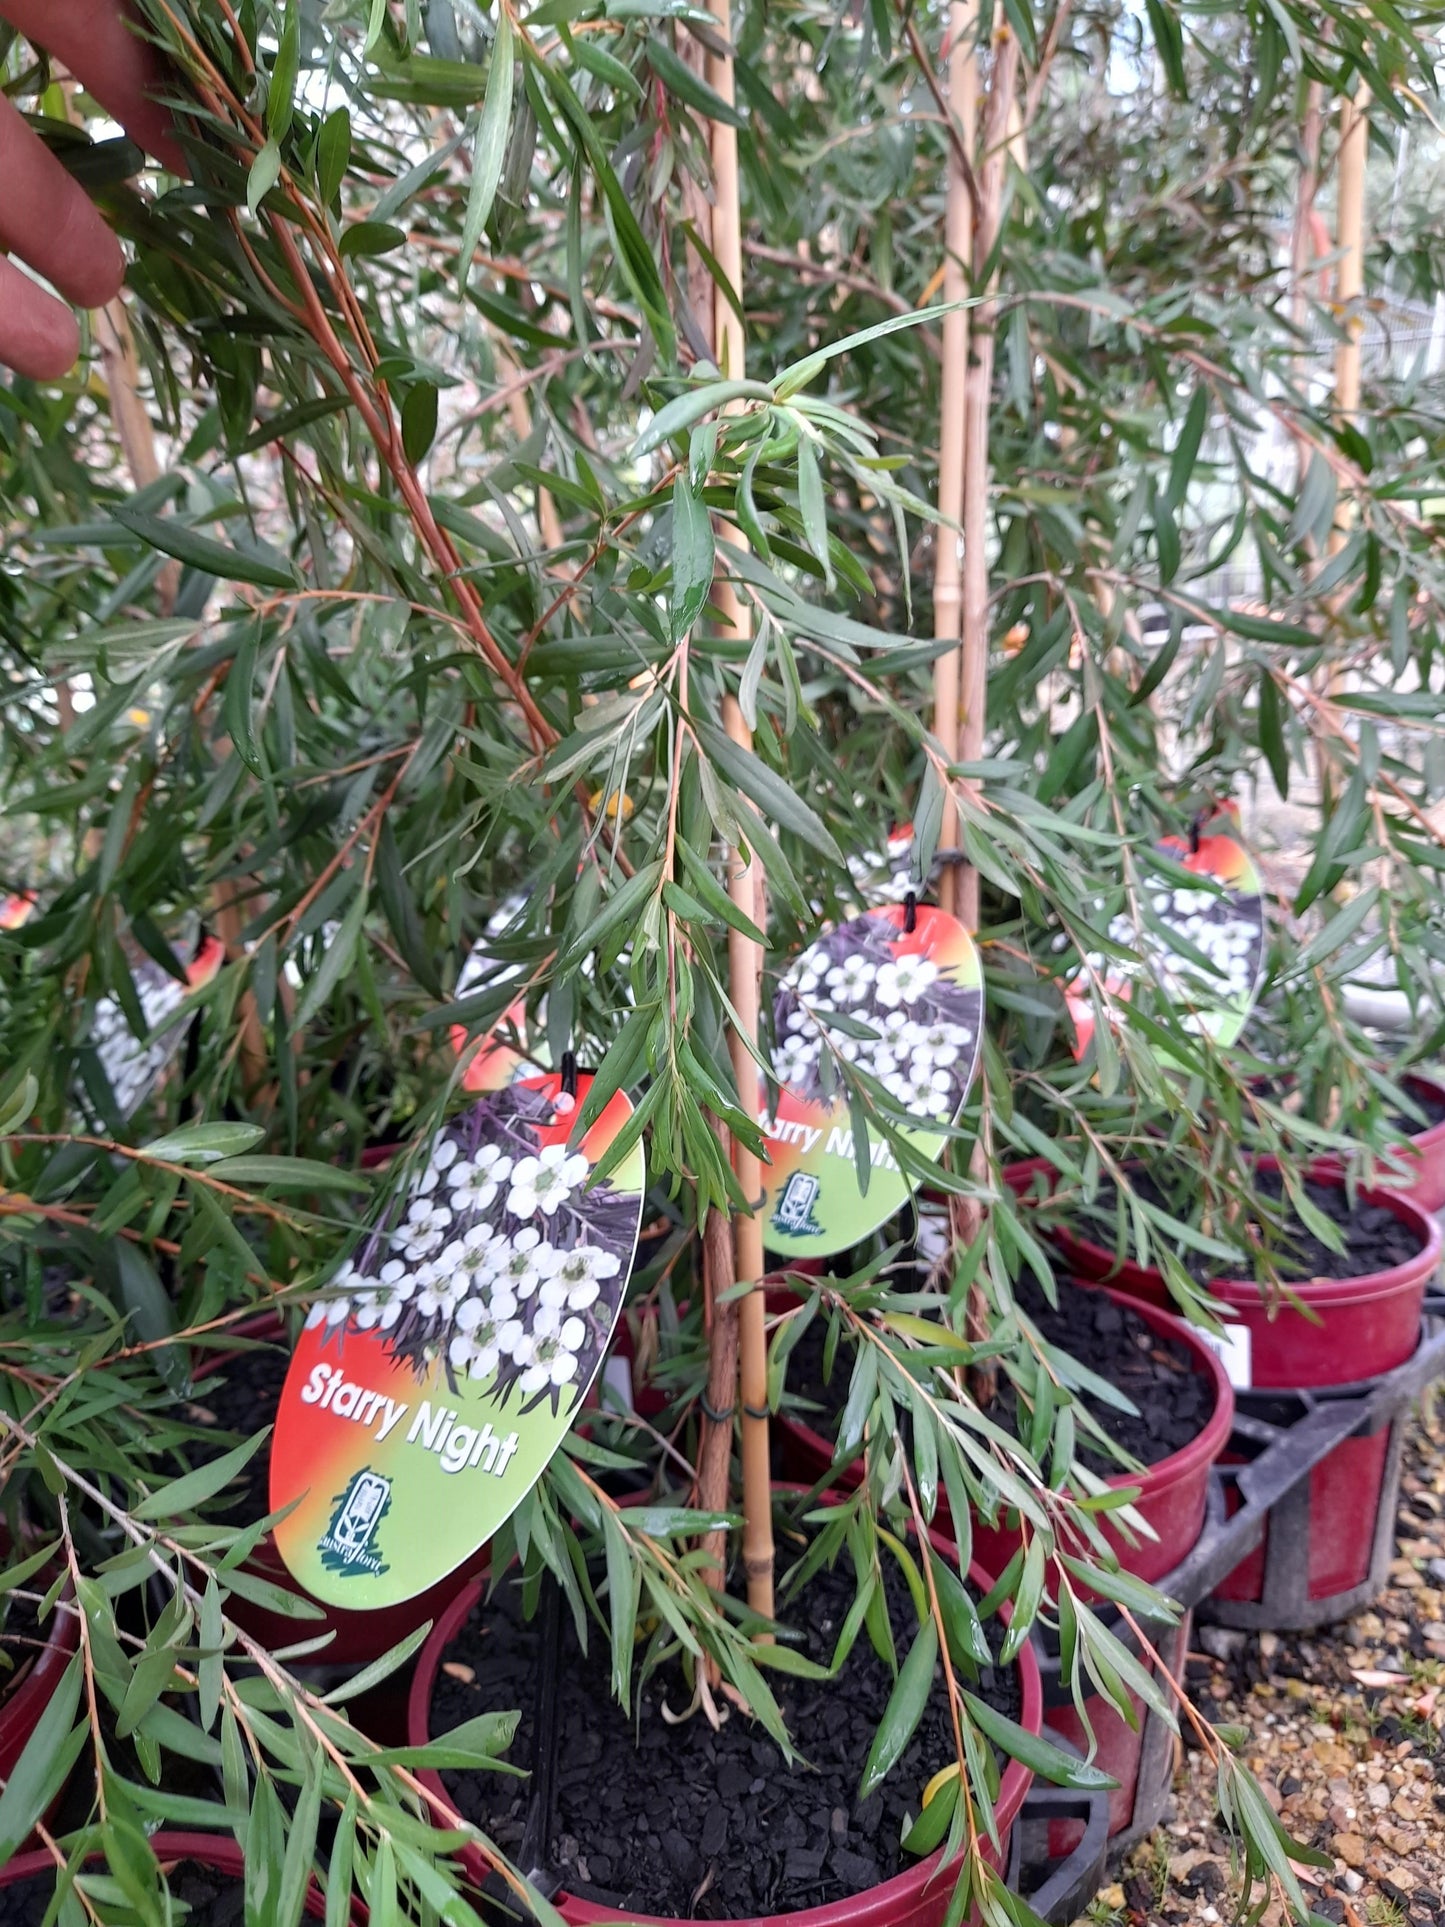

left=955, top=30, right=1017, bottom=1403
left=931, top=0, right=978, bottom=918
left=706, top=0, right=775, bottom=1622
left=957, top=27, right=1019, bottom=932
left=1329, top=84, right=1370, bottom=559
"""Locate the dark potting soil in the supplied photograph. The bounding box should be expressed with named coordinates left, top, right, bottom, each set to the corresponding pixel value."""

left=784, top=1280, right=1212, bottom=1480
left=434, top=1550, right=1021, bottom=1919
left=186, top=1335, right=292, bottom=1521
left=0, top=1863, right=247, bottom=1927
left=1385, top=1077, right=1445, bottom=1136
left=1074, top=1167, right=1425, bottom=1285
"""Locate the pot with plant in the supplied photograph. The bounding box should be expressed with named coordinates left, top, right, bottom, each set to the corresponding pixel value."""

left=1019, top=1152, right=1440, bottom=1616
left=773, top=1233, right=1233, bottom=1851
left=0, top=1834, right=336, bottom=1925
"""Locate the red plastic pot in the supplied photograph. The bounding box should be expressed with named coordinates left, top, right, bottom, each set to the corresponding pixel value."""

left=1023, top=1162, right=1441, bottom=1387
left=0, top=1568, right=79, bottom=1788
left=0, top=1833, right=332, bottom=1919
left=407, top=1492, right=1041, bottom=1927
left=776, top=1284, right=1233, bottom=1588
left=1212, top=1425, right=1393, bottom=1607
left=193, top=1312, right=481, bottom=1669
left=1378, top=1071, right=1445, bottom=1214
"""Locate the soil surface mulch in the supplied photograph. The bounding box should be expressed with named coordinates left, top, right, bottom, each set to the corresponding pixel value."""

left=434, top=1547, right=1020, bottom=1919
left=1074, top=1168, right=1425, bottom=1286
left=1087, top=1406, right=1445, bottom=1926
left=1386, top=1080, right=1445, bottom=1136
left=786, top=1279, right=1214, bottom=1479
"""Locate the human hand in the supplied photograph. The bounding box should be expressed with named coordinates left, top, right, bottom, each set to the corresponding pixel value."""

left=0, top=0, right=183, bottom=379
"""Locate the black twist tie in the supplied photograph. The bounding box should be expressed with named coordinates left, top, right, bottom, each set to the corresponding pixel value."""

left=560, top=1049, right=578, bottom=1099
left=742, top=1402, right=772, bottom=1422
left=903, top=891, right=918, bottom=934
left=700, top=1394, right=736, bottom=1425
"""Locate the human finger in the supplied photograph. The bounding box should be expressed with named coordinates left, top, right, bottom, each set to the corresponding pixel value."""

left=0, top=90, right=126, bottom=310
left=0, top=255, right=83, bottom=380
left=0, top=0, right=186, bottom=173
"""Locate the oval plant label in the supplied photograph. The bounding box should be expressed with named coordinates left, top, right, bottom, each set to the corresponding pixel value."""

left=90, top=934, right=225, bottom=1117
left=760, top=904, right=983, bottom=1259
left=272, top=1072, right=644, bottom=1608
left=1065, top=817, right=1265, bottom=1060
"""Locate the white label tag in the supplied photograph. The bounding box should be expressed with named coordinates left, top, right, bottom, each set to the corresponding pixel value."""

left=1199, top=1323, right=1252, bottom=1389
left=601, top=1356, right=635, bottom=1414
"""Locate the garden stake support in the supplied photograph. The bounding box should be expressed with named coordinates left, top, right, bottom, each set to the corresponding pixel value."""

left=929, top=0, right=977, bottom=919
left=707, top=0, right=774, bottom=1623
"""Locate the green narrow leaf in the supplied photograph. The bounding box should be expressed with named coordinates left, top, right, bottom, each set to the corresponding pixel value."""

left=859, top=1620, right=937, bottom=1798
left=224, top=618, right=264, bottom=774
left=317, top=106, right=351, bottom=203
left=293, top=886, right=368, bottom=1029
left=1257, top=672, right=1289, bottom=798
left=795, top=435, right=833, bottom=588
left=401, top=382, right=439, bottom=465
left=0, top=1653, right=85, bottom=1859
left=670, top=473, right=716, bottom=640
left=962, top=1691, right=1120, bottom=1789
left=644, top=33, right=746, bottom=127
left=133, top=1431, right=271, bottom=1521
left=459, top=14, right=515, bottom=283
left=247, top=139, right=282, bottom=214
left=111, top=504, right=298, bottom=590
left=268, top=6, right=301, bottom=144
left=1166, top=385, right=1207, bottom=508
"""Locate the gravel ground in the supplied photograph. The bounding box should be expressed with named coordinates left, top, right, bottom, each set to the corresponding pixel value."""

left=1082, top=1400, right=1445, bottom=1927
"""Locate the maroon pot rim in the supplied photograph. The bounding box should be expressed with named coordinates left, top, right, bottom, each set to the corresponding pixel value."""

left=1008, top=1156, right=1441, bottom=1308
left=0, top=1571, right=80, bottom=1768
left=406, top=1486, right=1043, bottom=1927
left=0, top=1832, right=329, bottom=1919
left=1397, top=1071, right=1445, bottom=1156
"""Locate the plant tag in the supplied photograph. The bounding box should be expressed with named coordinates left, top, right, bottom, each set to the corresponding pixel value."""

left=272, top=1072, right=644, bottom=1608
left=91, top=935, right=225, bottom=1117
left=760, top=904, right=983, bottom=1259
left=1197, top=1322, right=1252, bottom=1389
left=1065, top=815, right=1265, bottom=1061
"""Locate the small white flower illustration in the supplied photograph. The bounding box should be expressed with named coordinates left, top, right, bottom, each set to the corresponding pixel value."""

left=449, top=1142, right=514, bottom=1215
left=494, top=1227, right=560, bottom=1299
left=875, top=954, right=939, bottom=1007
left=354, top=1268, right=414, bottom=1331
left=518, top=1316, right=587, bottom=1393
left=826, top=954, right=876, bottom=1003
left=507, top=1143, right=590, bottom=1219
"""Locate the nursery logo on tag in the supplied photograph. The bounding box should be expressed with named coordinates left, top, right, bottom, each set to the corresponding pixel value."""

left=319, top=1470, right=393, bottom=1578
left=772, top=1172, right=823, bottom=1239
left=759, top=904, right=984, bottom=1259
left=272, top=1073, right=645, bottom=1609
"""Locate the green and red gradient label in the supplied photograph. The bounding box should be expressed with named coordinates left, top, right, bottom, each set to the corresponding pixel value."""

left=1065, top=814, right=1265, bottom=1060
left=273, top=1073, right=643, bottom=1608
left=760, top=904, right=983, bottom=1259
